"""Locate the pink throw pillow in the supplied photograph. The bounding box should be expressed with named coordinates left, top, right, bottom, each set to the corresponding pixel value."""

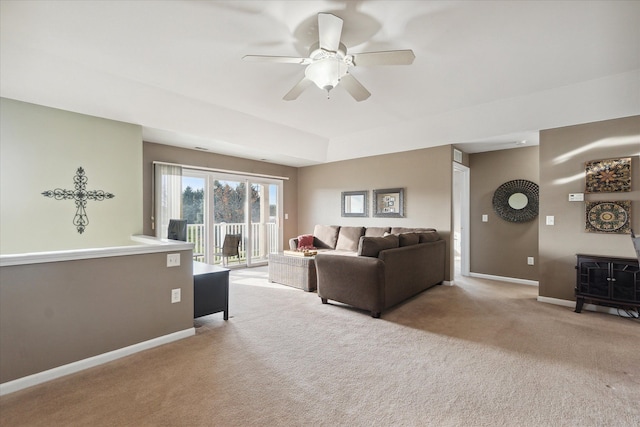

left=297, top=234, right=315, bottom=249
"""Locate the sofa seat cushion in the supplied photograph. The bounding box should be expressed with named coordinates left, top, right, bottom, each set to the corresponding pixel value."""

left=335, top=226, right=365, bottom=252
left=357, top=234, right=400, bottom=257
left=313, top=225, right=341, bottom=249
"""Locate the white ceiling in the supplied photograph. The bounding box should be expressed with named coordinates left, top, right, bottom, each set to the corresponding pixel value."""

left=1, top=1, right=639, bottom=167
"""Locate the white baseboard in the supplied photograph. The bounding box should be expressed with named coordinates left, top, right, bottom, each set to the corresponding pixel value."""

left=537, top=296, right=637, bottom=318
left=469, top=272, right=539, bottom=286
left=0, top=328, right=195, bottom=396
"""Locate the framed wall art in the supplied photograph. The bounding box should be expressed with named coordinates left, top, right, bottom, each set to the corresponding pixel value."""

left=373, top=188, right=404, bottom=218
left=585, top=200, right=631, bottom=234
left=585, top=157, right=631, bottom=193
left=341, top=190, right=368, bottom=217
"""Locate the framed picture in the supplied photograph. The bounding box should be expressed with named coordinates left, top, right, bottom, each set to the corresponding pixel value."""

left=373, top=188, right=404, bottom=218
left=585, top=200, right=631, bottom=234
left=341, top=190, right=368, bottom=217
left=585, top=157, right=631, bottom=193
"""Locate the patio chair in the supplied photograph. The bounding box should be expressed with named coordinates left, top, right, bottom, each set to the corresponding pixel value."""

left=167, top=219, right=187, bottom=241
left=214, top=234, right=241, bottom=266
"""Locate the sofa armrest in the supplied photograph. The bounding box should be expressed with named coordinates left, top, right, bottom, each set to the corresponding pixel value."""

left=379, top=240, right=446, bottom=307
left=289, top=237, right=299, bottom=251
left=315, top=254, right=385, bottom=316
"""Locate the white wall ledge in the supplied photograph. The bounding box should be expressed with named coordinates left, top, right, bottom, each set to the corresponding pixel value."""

left=0, top=235, right=193, bottom=267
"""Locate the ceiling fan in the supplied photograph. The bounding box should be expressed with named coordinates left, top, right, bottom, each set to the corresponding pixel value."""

left=243, top=13, right=415, bottom=102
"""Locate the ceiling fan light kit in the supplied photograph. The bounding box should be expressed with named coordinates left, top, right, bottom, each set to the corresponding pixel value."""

left=243, top=12, right=415, bottom=102
left=305, top=57, right=348, bottom=94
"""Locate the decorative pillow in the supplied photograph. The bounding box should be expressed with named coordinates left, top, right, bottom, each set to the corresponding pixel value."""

left=399, top=232, right=420, bottom=247
left=313, top=225, right=340, bottom=249
left=297, top=234, right=315, bottom=249
left=335, top=226, right=365, bottom=252
left=417, top=231, right=440, bottom=243
left=358, top=234, right=399, bottom=257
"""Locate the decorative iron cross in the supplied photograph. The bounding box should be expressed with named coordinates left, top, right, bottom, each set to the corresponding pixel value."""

left=42, top=167, right=115, bottom=234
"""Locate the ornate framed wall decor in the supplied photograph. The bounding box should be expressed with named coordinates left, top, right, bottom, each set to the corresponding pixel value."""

left=585, top=201, right=631, bottom=234
left=373, top=188, right=404, bottom=218
left=492, top=179, right=539, bottom=223
left=585, top=157, right=631, bottom=193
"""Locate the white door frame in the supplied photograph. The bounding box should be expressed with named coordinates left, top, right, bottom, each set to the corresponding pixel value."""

left=453, top=162, right=470, bottom=276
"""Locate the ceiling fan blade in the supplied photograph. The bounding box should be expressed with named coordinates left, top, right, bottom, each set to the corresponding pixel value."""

left=340, top=73, right=371, bottom=102
left=318, top=13, right=343, bottom=52
left=352, top=50, right=416, bottom=66
left=243, top=55, right=311, bottom=65
left=283, top=77, right=313, bottom=101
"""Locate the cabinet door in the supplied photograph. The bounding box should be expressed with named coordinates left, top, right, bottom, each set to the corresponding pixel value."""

left=579, top=260, right=610, bottom=298
left=611, top=261, right=639, bottom=302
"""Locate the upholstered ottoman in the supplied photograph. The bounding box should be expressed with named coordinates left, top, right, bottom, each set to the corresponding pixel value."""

left=268, top=253, right=317, bottom=292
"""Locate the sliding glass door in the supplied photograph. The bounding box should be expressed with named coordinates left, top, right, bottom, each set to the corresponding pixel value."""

left=212, top=177, right=247, bottom=266
left=182, top=169, right=282, bottom=267
left=247, top=181, right=279, bottom=265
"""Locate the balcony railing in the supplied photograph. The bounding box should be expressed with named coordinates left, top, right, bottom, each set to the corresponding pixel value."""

left=187, top=222, right=278, bottom=265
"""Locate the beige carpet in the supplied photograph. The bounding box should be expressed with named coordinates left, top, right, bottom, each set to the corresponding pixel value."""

left=1, top=267, right=639, bottom=426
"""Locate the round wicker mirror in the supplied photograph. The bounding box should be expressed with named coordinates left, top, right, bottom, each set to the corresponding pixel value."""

left=492, top=179, right=539, bottom=223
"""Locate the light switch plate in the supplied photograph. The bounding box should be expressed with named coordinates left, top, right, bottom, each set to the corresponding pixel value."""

left=482, top=214, right=488, bottom=222
left=546, top=216, right=555, bottom=226
left=167, top=253, right=180, bottom=267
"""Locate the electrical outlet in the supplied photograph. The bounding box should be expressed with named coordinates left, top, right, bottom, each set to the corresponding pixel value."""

left=167, top=253, right=180, bottom=267
left=527, top=257, right=535, bottom=265
left=171, top=288, right=181, bottom=303
left=482, top=214, right=488, bottom=222
left=546, top=216, right=555, bottom=226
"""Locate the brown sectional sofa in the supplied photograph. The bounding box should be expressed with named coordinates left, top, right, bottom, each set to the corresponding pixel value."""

left=291, top=225, right=446, bottom=318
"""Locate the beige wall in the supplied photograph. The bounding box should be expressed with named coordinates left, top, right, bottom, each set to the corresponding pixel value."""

left=469, top=146, right=539, bottom=281
left=0, top=250, right=193, bottom=383
left=142, top=142, right=299, bottom=246
left=298, top=145, right=454, bottom=280
left=0, top=98, right=143, bottom=254
left=539, top=115, right=640, bottom=301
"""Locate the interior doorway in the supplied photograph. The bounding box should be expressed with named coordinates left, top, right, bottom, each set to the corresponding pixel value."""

left=453, top=162, right=470, bottom=278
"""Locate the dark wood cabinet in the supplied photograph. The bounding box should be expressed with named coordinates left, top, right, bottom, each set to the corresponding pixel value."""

left=575, top=254, right=640, bottom=313
left=193, top=261, right=230, bottom=319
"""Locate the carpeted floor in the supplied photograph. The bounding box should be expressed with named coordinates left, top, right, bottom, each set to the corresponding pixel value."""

left=1, top=267, right=639, bottom=426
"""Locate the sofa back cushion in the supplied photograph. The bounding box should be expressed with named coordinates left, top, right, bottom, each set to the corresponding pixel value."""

left=357, top=234, right=400, bottom=257
left=417, top=230, right=441, bottom=243
left=391, top=227, right=436, bottom=235
left=335, top=226, right=366, bottom=252
left=399, top=232, right=420, bottom=247
left=364, top=227, right=391, bottom=237
left=313, top=225, right=341, bottom=249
